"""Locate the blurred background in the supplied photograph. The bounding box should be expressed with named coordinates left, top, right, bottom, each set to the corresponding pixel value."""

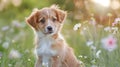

left=0, top=0, right=120, bottom=67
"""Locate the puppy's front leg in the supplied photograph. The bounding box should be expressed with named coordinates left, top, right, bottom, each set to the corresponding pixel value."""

left=51, top=56, right=61, bottom=67
left=35, top=57, right=42, bottom=67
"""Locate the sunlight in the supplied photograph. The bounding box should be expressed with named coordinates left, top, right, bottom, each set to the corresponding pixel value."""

left=111, top=0, right=120, bottom=10
left=92, top=0, right=110, bottom=7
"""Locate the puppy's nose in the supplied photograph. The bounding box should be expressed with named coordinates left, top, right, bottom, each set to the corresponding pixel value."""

left=47, top=26, right=52, bottom=31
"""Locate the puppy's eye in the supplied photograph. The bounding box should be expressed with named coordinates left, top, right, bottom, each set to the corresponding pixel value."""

left=40, top=18, right=45, bottom=23
left=52, top=17, right=57, bottom=22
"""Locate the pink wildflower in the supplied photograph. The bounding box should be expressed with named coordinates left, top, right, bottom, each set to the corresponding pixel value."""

left=101, top=35, right=117, bottom=51
left=112, top=17, right=120, bottom=26
left=89, top=18, right=96, bottom=25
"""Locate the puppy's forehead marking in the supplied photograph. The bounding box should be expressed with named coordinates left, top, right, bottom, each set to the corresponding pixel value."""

left=46, top=10, right=50, bottom=17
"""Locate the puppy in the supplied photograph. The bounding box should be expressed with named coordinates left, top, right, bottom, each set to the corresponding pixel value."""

left=26, top=5, right=84, bottom=67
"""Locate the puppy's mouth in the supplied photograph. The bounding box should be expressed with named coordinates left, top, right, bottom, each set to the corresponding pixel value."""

left=47, top=31, right=53, bottom=34
left=44, top=31, right=54, bottom=35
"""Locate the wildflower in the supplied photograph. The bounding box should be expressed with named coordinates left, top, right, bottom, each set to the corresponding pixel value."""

left=12, top=32, right=24, bottom=42
left=114, top=17, right=120, bottom=23
left=89, top=17, right=96, bottom=25
left=112, top=17, right=120, bottom=26
left=12, top=20, right=23, bottom=28
left=1, top=26, right=9, bottom=31
left=9, top=49, right=21, bottom=59
left=79, top=61, right=85, bottom=67
left=84, top=56, right=87, bottom=58
left=2, top=42, right=9, bottom=49
left=111, top=27, right=118, bottom=31
left=0, top=52, right=2, bottom=57
left=104, top=26, right=111, bottom=32
left=73, top=23, right=81, bottom=31
left=101, top=35, right=117, bottom=51
left=91, top=65, right=97, bottom=67
left=104, top=26, right=118, bottom=34
left=112, top=27, right=118, bottom=34
left=90, top=45, right=96, bottom=50
left=78, top=55, right=83, bottom=58
left=8, top=64, right=12, bottom=67
left=86, top=40, right=94, bottom=46
left=96, top=50, right=101, bottom=58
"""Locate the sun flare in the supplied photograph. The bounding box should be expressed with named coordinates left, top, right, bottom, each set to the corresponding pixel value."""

left=92, top=0, right=110, bottom=7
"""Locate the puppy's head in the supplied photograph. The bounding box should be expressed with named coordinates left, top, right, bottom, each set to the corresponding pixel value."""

left=26, top=5, right=66, bottom=35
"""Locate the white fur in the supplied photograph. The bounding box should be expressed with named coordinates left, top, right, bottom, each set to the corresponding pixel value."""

left=35, top=31, right=57, bottom=66
left=46, top=10, right=50, bottom=17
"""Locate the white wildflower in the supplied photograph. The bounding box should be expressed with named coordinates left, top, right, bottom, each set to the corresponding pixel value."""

left=78, top=55, right=83, bottom=58
left=114, top=17, right=120, bottom=23
left=2, top=42, right=9, bottom=49
left=8, top=64, right=12, bottom=67
left=104, top=26, right=111, bottom=32
left=111, top=27, right=118, bottom=31
left=12, top=20, right=23, bottom=28
left=96, top=50, right=101, bottom=58
left=1, top=26, right=9, bottom=31
left=91, top=65, right=97, bottom=67
left=73, top=23, right=81, bottom=31
left=90, top=45, right=96, bottom=50
left=9, top=49, right=21, bottom=59
left=84, top=56, right=87, bottom=58
left=112, top=27, right=118, bottom=34
left=86, top=40, right=94, bottom=46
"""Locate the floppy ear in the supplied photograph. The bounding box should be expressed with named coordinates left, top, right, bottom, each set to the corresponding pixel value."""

left=25, top=9, right=39, bottom=28
left=56, top=10, right=67, bottom=23
left=51, top=5, right=67, bottom=23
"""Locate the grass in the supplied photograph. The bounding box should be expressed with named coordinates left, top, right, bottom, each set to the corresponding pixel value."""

left=0, top=18, right=120, bottom=67
left=0, top=1, right=120, bottom=66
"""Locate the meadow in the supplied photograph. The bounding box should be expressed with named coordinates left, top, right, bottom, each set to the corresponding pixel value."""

left=0, top=0, right=120, bottom=67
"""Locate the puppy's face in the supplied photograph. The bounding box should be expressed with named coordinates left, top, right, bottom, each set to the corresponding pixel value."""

left=26, top=5, right=66, bottom=35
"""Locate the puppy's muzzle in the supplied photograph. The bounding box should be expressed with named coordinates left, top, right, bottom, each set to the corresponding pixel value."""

left=47, top=26, right=53, bottom=34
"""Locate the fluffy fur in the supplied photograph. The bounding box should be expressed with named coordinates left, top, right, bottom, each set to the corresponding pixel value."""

left=26, top=5, right=83, bottom=67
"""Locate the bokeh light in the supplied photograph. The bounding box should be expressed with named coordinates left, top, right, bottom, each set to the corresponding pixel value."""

left=111, top=0, right=120, bottom=10
left=92, top=0, right=110, bottom=7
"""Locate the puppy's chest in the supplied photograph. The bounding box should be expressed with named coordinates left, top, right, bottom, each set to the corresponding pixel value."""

left=36, top=37, right=57, bottom=56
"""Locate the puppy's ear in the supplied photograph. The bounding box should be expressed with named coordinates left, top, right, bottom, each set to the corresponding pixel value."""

left=56, top=10, right=67, bottom=23
left=25, top=9, right=39, bottom=28
left=51, top=5, right=67, bottom=23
